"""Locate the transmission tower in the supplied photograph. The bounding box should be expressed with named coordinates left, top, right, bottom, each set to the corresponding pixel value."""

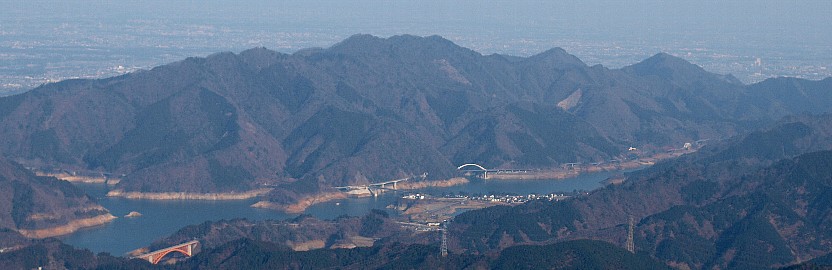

left=626, top=215, right=635, bottom=253
left=441, top=220, right=448, bottom=257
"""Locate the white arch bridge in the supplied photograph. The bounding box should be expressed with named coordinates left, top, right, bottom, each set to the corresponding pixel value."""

left=457, top=163, right=492, bottom=178
left=456, top=163, right=530, bottom=179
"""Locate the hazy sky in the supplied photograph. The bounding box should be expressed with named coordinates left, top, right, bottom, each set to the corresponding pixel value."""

left=3, top=0, right=831, bottom=48
left=1, top=0, right=830, bottom=91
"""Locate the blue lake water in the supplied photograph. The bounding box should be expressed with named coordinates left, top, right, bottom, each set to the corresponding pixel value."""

left=60, top=171, right=617, bottom=255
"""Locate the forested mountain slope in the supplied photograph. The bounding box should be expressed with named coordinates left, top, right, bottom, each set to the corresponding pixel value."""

left=0, top=158, right=114, bottom=239
left=0, top=35, right=828, bottom=202
left=451, top=114, right=832, bottom=269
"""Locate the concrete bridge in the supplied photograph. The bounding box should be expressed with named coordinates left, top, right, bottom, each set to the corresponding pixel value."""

left=333, top=174, right=427, bottom=196
left=334, top=174, right=426, bottom=191
left=370, top=177, right=409, bottom=190
left=134, top=240, right=199, bottom=265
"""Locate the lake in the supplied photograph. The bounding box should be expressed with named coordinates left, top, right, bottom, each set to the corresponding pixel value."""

left=60, top=171, right=617, bottom=255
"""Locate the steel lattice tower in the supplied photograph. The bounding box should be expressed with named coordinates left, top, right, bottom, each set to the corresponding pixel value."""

left=626, top=216, right=635, bottom=253
left=441, top=220, right=448, bottom=257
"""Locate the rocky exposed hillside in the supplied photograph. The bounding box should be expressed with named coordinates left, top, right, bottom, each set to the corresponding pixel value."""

left=0, top=34, right=829, bottom=202
left=0, top=158, right=114, bottom=239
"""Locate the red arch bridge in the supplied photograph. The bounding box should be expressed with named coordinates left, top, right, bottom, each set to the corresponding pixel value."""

left=133, top=240, right=199, bottom=264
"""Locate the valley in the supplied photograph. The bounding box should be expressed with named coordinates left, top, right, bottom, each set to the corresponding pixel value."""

left=0, top=35, right=830, bottom=269
left=57, top=170, right=615, bottom=255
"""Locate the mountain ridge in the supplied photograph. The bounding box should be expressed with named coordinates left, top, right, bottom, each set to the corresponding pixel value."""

left=0, top=34, right=829, bottom=203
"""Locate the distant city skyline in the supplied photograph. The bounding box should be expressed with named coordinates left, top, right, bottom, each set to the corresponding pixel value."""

left=1, top=0, right=830, bottom=94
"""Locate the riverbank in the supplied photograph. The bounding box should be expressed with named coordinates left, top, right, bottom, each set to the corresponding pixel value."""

left=60, top=169, right=617, bottom=255
left=400, top=198, right=501, bottom=222
left=395, top=177, right=469, bottom=189
left=251, top=178, right=470, bottom=213
left=17, top=214, right=117, bottom=238
left=485, top=149, right=693, bottom=180
left=35, top=172, right=121, bottom=185
left=251, top=192, right=348, bottom=213
left=106, top=188, right=272, bottom=200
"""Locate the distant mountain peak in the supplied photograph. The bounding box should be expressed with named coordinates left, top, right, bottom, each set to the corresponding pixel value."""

left=238, top=47, right=285, bottom=70
left=389, top=34, right=455, bottom=45
left=326, top=34, right=474, bottom=59
left=643, top=52, right=695, bottom=65
left=528, top=47, right=586, bottom=68
left=239, top=47, right=277, bottom=57
left=323, top=34, right=385, bottom=55
left=336, top=33, right=384, bottom=46
left=625, top=52, right=707, bottom=78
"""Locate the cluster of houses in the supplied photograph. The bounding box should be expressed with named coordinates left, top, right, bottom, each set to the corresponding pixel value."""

left=402, top=192, right=571, bottom=204
left=467, top=193, right=571, bottom=203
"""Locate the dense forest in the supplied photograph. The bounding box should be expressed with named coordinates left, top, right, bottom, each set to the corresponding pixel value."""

left=1, top=35, right=831, bottom=269
left=1, top=35, right=831, bottom=207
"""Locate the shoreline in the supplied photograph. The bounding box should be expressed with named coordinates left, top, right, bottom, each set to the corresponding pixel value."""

left=484, top=162, right=643, bottom=180
left=17, top=214, right=117, bottom=239
left=106, top=188, right=272, bottom=200
left=251, top=192, right=349, bottom=213
left=59, top=150, right=693, bottom=213
left=251, top=177, right=471, bottom=213
left=35, top=172, right=121, bottom=185
left=395, top=177, right=469, bottom=189
left=484, top=150, right=692, bottom=180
